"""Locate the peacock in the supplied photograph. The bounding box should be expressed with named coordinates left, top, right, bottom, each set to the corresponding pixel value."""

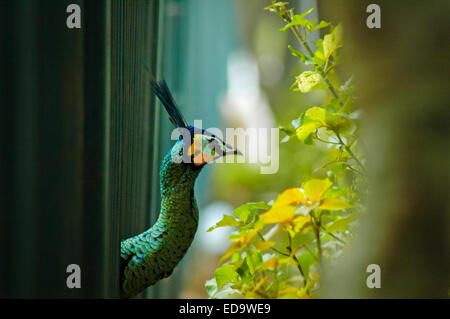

left=119, top=77, right=241, bottom=298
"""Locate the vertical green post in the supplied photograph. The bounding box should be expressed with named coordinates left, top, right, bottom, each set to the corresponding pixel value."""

left=109, top=0, right=161, bottom=298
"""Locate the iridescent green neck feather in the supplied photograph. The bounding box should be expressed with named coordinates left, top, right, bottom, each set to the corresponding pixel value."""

left=120, top=142, right=201, bottom=298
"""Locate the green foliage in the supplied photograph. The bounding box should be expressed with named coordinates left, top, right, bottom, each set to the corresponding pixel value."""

left=206, top=1, right=366, bottom=299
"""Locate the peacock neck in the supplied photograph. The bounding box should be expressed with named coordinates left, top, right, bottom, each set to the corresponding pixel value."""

left=159, top=149, right=201, bottom=222
left=120, top=147, right=203, bottom=298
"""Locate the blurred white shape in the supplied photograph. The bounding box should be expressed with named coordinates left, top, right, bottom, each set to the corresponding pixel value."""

left=198, top=201, right=235, bottom=253
left=257, top=54, right=284, bottom=87
left=221, top=50, right=274, bottom=130
left=220, top=50, right=276, bottom=165
left=227, top=51, right=260, bottom=98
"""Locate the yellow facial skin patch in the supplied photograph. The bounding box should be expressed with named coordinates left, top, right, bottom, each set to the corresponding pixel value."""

left=188, top=134, right=218, bottom=166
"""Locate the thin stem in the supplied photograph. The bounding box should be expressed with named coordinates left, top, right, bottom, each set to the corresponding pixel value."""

left=286, top=232, right=307, bottom=287
left=257, top=232, right=290, bottom=257
left=335, top=130, right=365, bottom=171
left=320, top=226, right=346, bottom=244
left=288, top=21, right=339, bottom=100
left=347, top=165, right=365, bottom=177
left=275, top=5, right=341, bottom=104
left=314, top=132, right=340, bottom=145
left=311, top=210, right=323, bottom=267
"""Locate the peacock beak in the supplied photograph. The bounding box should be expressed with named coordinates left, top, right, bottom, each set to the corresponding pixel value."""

left=223, top=142, right=242, bottom=156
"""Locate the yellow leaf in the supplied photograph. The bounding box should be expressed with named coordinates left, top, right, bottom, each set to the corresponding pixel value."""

left=297, top=288, right=310, bottom=299
left=293, top=215, right=312, bottom=232
left=278, top=293, right=298, bottom=299
left=304, top=107, right=327, bottom=125
left=319, top=198, right=351, bottom=210
left=273, top=188, right=308, bottom=208
left=311, top=272, right=320, bottom=283
left=230, top=228, right=259, bottom=245
left=278, top=286, right=300, bottom=295
left=255, top=241, right=275, bottom=251
left=277, top=286, right=310, bottom=299
left=278, top=257, right=297, bottom=266
left=252, top=276, right=269, bottom=293
left=259, top=206, right=296, bottom=224
left=219, top=242, right=240, bottom=265
left=285, top=225, right=296, bottom=239
left=262, top=257, right=278, bottom=270
left=296, top=122, right=321, bottom=143
left=302, top=178, right=332, bottom=203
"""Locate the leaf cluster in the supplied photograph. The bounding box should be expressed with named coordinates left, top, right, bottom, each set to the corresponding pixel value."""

left=206, top=1, right=366, bottom=299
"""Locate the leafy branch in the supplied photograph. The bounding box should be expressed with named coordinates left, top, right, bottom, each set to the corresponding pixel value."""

left=282, top=9, right=339, bottom=99
left=205, top=1, right=365, bottom=299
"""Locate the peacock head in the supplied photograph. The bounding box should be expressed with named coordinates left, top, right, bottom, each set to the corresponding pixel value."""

left=170, top=125, right=242, bottom=168
left=149, top=78, right=241, bottom=168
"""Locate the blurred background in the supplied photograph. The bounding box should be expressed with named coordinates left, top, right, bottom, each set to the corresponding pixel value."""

left=163, top=0, right=330, bottom=298
left=0, top=0, right=448, bottom=298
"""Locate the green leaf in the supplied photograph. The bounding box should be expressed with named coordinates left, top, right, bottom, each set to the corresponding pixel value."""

left=207, top=214, right=240, bottom=232
left=280, top=125, right=296, bottom=135
left=326, top=162, right=346, bottom=174
left=313, top=46, right=325, bottom=66
left=280, top=125, right=295, bottom=143
left=288, top=45, right=315, bottom=65
left=304, top=107, right=327, bottom=125
left=236, top=258, right=253, bottom=283
left=311, top=39, right=323, bottom=47
left=325, top=112, right=350, bottom=130
left=246, top=250, right=263, bottom=275
left=279, top=8, right=315, bottom=31
left=297, top=252, right=317, bottom=280
left=294, top=107, right=329, bottom=142
left=326, top=213, right=358, bottom=233
left=323, top=24, right=343, bottom=59
left=296, top=122, right=321, bottom=143
left=308, top=19, right=317, bottom=28
left=319, top=198, right=351, bottom=211
left=323, top=186, right=351, bottom=199
left=310, top=82, right=328, bottom=91
left=309, top=20, right=330, bottom=32
left=233, top=202, right=270, bottom=222
left=214, top=264, right=239, bottom=289
left=299, top=7, right=314, bottom=17
left=219, top=242, right=241, bottom=265
left=295, top=71, right=322, bottom=93
left=205, top=278, right=218, bottom=297
left=264, top=2, right=289, bottom=10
